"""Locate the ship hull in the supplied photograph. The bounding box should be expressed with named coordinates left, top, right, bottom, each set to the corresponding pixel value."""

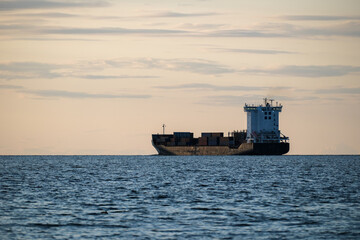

left=152, top=142, right=289, bottom=156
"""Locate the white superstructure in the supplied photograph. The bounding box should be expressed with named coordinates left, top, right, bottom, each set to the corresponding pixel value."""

left=244, top=98, right=289, bottom=143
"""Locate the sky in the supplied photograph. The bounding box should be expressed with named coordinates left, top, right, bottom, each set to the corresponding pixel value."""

left=0, top=0, right=359, bottom=155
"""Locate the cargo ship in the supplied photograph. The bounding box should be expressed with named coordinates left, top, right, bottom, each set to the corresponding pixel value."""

left=152, top=98, right=289, bottom=155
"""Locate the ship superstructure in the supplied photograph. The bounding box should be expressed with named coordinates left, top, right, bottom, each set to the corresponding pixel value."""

left=244, top=98, right=289, bottom=144
left=152, top=98, right=289, bottom=155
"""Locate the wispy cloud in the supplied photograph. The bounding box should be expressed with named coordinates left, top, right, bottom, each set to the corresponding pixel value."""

left=0, top=59, right=234, bottom=78
left=295, top=21, right=360, bottom=38
left=0, top=23, right=42, bottom=31
left=207, top=21, right=360, bottom=38
left=3, top=61, right=359, bottom=80
left=0, top=61, right=159, bottom=80
left=2, top=20, right=359, bottom=39
left=315, top=87, right=360, bottom=95
left=0, top=86, right=150, bottom=99
left=197, top=95, right=321, bottom=106
left=212, top=48, right=295, bottom=54
left=78, top=74, right=158, bottom=80
left=143, top=11, right=218, bottom=18
left=10, top=10, right=219, bottom=21
left=41, top=27, right=188, bottom=35
left=9, top=37, right=102, bottom=42
left=240, top=65, right=360, bottom=77
left=0, top=84, right=24, bottom=89
left=105, top=58, right=235, bottom=75
left=178, top=23, right=226, bottom=30
left=0, top=0, right=109, bottom=11
left=282, top=15, right=360, bottom=21
left=155, top=83, right=291, bottom=92
left=0, top=62, right=64, bottom=79
left=208, top=29, right=287, bottom=38
left=22, top=89, right=151, bottom=99
left=160, top=84, right=358, bottom=106
left=15, top=12, right=79, bottom=18
left=197, top=95, right=264, bottom=106
left=0, top=83, right=152, bottom=99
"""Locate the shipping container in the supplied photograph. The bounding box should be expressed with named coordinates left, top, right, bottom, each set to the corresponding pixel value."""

left=219, top=137, right=230, bottom=146
left=208, top=137, right=219, bottom=146
left=208, top=141, right=218, bottom=146
left=212, top=132, right=224, bottom=137
left=174, top=132, right=194, bottom=139
left=201, top=132, right=224, bottom=137
left=179, top=137, right=190, bottom=142
left=197, top=137, right=208, bottom=146
left=201, top=133, right=212, bottom=137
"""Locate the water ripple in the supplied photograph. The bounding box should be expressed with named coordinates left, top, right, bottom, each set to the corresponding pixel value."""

left=0, top=155, right=359, bottom=239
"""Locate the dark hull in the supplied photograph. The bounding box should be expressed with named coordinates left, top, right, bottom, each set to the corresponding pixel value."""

left=152, top=142, right=289, bottom=156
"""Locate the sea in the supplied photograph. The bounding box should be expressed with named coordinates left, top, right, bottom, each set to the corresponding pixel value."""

left=0, top=155, right=359, bottom=239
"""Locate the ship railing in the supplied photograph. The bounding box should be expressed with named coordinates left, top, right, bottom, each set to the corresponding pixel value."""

left=280, top=133, right=289, bottom=143
left=246, top=136, right=284, bottom=143
left=244, top=105, right=283, bottom=111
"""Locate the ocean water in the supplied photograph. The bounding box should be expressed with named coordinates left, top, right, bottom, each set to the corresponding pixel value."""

left=0, top=155, right=359, bottom=239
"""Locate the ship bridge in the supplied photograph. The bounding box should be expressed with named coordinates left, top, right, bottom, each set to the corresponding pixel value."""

left=244, top=98, right=289, bottom=143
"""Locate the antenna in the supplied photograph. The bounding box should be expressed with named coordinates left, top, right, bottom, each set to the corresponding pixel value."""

left=162, top=124, right=166, bottom=135
left=269, top=99, right=274, bottom=106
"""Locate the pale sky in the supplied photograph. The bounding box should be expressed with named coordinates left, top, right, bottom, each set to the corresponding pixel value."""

left=0, top=0, right=359, bottom=155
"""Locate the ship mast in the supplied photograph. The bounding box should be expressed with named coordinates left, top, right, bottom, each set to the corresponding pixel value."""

left=162, top=124, right=166, bottom=135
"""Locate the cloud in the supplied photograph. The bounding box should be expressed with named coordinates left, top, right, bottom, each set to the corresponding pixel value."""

left=106, top=58, right=235, bottom=75
left=0, top=62, right=61, bottom=71
left=0, top=62, right=64, bottom=79
left=178, top=23, right=226, bottom=30
left=0, top=61, right=160, bottom=80
left=197, top=94, right=264, bottom=106
left=213, top=48, right=295, bottom=54
left=10, top=37, right=102, bottom=41
left=0, top=24, right=37, bottom=30
left=16, top=12, right=79, bottom=18
left=155, top=83, right=291, bottom=92
left=161, top=59, right=234, bottom=75
left=143, top=11, right=218, bottom=18
left=85, top=11, right=219, bottom=20
left=282, top=15, right=360, bottom=21
left=78, top=74, right=158, bottom=80
left=206, top=21, right=360, bottom=38
left=0, top=82, right=151, bottom=99
left=0, top=84, right=24, bottom=89
left=240, top=65, right=360, bottom=77
left=156, top=83, right=227, bottom=90
left=2, top=20, right=359, bottom=39
left=40, top=27, right=188, bottom=35
left=295, top=21, right=360, bottom=38
left=0, top=58, right=232, bottom=78
left=208, top=29, right=287, bottom=38
left=2, top=61, right=359, bottom=80
left=158, top=84, right=360, bottom=103
left=197, top=95, right=320, bottom=106
left=0, top=0, right=109, bottom=11
left=22, top=89, right=151, bottom=99
left=314, top=87, right=360, bottom=95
